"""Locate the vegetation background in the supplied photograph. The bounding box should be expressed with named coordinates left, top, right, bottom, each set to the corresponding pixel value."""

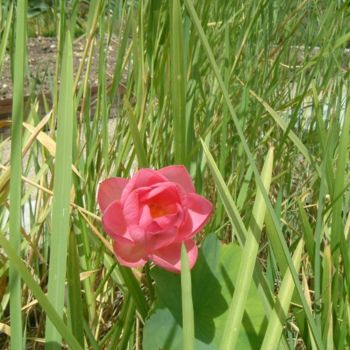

left=0, top=0, right=350, bottom=349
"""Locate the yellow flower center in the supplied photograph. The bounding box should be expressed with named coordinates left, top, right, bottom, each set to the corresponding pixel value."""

left=149, top=204, right=168, bottom=218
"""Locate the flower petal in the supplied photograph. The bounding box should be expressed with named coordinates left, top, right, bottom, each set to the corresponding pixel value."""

left=140, top=182, right=179, bottom=204
left=146, top=228, right=177, bottom=251
left=154, top=203, right=183, bottom=229
left=139, top=205, right=154, bottom=229
left=121, top=169, right=167, bottom=202
left=175, top=211, right=193, bottom=241
left=157, top=165, right=195, bottom=193
left=113, top=237, right=147, bottom=268
left=150, top=239, right=198, bottom=273
left=98, top=177, right=128, bottom=212
left=128, top=225, right=146, bottom=244
left=102, top=201, right=127, bottom=238
left=186, top=193, right=213, bottom=236
left=123, top=191, right=140, bottom=226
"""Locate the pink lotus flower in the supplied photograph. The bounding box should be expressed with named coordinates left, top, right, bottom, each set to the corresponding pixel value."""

left=97, top=165, right=213, bottom=273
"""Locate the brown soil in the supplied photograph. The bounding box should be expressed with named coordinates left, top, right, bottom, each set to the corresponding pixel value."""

left=0, top=35, right=119, bottom=101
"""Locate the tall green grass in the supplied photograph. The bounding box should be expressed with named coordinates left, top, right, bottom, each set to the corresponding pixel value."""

left=1, top=0, right=350, bottom=348
left=8, top=0, right=27, bottom=348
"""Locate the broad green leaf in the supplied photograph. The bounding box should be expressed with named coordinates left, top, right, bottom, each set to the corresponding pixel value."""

left=143, top=234, right=267, bottom=350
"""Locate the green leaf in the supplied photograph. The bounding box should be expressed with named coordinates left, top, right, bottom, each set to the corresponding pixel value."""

left=181, top=243, right=195, bottom=350
left=143, top=235, right=267, bottom=350
left=0, top=2, right=12, bottom=77
left=170, top=0, right=186, bottom=164
left=125, top=98, right=149, bottom=168
left=45, top=31, right=74, bottom=349
left=185, top=2, right=323, bottom=347
left=67, top=231, right=85, bottom=347
left=9, top=0, right=27, bottom=348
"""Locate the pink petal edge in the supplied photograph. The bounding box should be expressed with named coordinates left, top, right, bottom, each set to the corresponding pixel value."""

left=113, top=238, right=147, bottom=267
left=98, top=177, right=128, bottom=212
left=102, top=201, right=127, bottom=239
left=121, top=169, right=167, bottom=202
left=150, top=239, right=198, bottom=273
left=186, top=192, right=213, bottom=237
left=157, top=165, right=195, bottom=193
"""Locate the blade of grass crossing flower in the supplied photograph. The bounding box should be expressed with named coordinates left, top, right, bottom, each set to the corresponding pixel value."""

left=181, top=243, right=195, bottom=350
left=170, top=0, right=187, bottom=165
left=219, top=147, right=274, bottom=350
left=185, top=2, right=324, bottom=347
left=0, top=231, right=83, bottom=350
left=261, top=239, right=304, bottom=350
left=45, top=31, right=74, bottom=349
left=9, top=0, right=27, bottom=348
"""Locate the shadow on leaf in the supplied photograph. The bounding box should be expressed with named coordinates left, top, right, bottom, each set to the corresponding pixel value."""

left=151, top=235, right=228, bottom=345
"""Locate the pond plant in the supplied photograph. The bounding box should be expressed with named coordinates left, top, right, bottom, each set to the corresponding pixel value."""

left=0, top=1, right=350, bottom=349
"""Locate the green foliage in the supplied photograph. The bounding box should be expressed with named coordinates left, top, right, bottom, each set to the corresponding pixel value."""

left=143, top=235, right=267, bottom=350
left=1, top=0, right=350, bottom=348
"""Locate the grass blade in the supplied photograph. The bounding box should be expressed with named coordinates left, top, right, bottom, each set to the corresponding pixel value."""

left=0, top=231, right=83, bottom=350
left=181, top=243, right=195, bottom=350
left=184, top=2, right=324, bottom=347
left=117, top=265, right=149, bottom=322
left=125, top=99, right=148, bottom=168
left=261, top=239, right=304, bottom=350
left=9, top=0, right=27, bottom=348
left=201, top=139, right=278, bottom=318
left=219, top=147, right=274, bottom=350
left=321, top=244, right=333, bottom=348
left=331, top=99, right=350, bottom=286
left=45, top=31, right=74, bottom=349
left=67, top=230, right=85, bottom=347
left=170, top=0, right=186, bottom=164
left=0, top=2, right=13, bottom=77
left=200, top=138, right=246, bottom=245
left=242, top=84, right=313, bottom=167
